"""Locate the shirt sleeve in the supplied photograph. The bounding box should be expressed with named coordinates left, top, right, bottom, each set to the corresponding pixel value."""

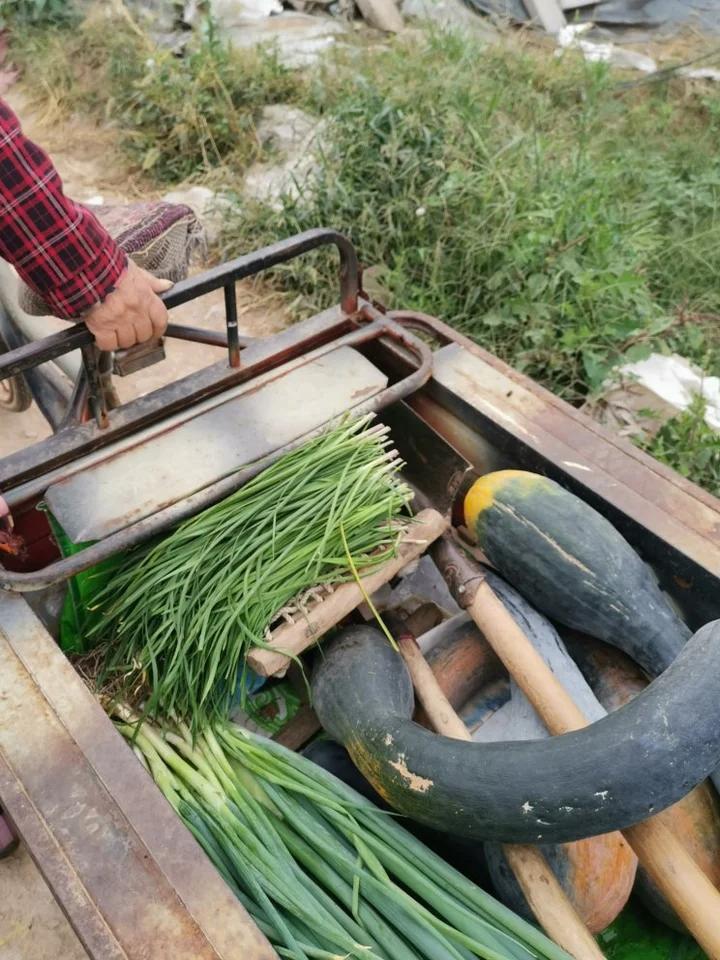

left=0, top=100, right=127, bottom=319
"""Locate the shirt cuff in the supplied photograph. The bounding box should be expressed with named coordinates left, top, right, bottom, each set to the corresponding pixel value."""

left=41, top=244, right=128, bottom=319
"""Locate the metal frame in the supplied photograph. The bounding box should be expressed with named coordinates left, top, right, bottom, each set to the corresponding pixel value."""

left=0, top=228, right=361, bottom=428
left=1, top=314, right=432, bottom=591
left=0, top=592, right=276, bottom=960
left=0, top=231, right=432, bottom=592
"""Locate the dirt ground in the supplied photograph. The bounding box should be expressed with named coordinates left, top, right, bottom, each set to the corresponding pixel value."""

left=0, top=846, right=88, bottom=960
left=0, top=87, right=289, bottom=960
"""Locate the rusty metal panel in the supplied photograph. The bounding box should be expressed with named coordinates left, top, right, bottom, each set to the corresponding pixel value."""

left=1, top=312, right=432, bottom=592
left=0, top=592, right=276, bottom=960
left=431, top=342, right=720, bottom=573
left=47, top=347, right=388, bottom=543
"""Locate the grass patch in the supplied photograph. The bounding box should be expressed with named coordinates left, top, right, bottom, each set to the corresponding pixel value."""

left=0, top=0, right=78, bottom=28
left=221, top=33, right=720, bottom=409
left=10, top=7, right=299, bottom=182
left=641, top=396, right=720, bottom=497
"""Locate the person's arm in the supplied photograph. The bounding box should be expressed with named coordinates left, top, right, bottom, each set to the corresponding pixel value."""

left=0, top=100, right=170, bottom=350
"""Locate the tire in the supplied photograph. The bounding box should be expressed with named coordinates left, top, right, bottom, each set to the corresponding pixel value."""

left=0, top=372, right=32, bottom=413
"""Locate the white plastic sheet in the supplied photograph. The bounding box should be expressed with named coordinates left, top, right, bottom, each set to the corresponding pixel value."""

left=593, top=354, right=720, bottom=436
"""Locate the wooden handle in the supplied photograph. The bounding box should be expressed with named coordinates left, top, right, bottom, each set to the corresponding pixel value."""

left=397, top=634, right=606, bottom=960
left=502, top=845, right=605, bottom=960
left=470, top=582, right=586, bottom=735
left=397, top=635, right=469, bottom=740
left=247, top=509, right=448, bottom=677
left=467, top=580, right=720, bottom=960
left=623, top=820, right=720, bottom=947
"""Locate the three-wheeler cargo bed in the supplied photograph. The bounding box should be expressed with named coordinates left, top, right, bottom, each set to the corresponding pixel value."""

left=1, top=232, right=718, bottom=959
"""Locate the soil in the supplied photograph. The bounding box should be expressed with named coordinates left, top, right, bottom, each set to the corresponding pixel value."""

left=0, top=845, right=88, bottom=960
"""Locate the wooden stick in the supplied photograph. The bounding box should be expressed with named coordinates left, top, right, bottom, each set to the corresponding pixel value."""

left=397, top=634, right=606, bottom=960
left=247, top=509, right=448, bottom=677
left=467, top=579, right=720, bottom=960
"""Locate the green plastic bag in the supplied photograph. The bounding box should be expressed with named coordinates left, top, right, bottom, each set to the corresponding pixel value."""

left=230, top=681, right=301, bottom=736
left=46, top=510, right=124, bottom=654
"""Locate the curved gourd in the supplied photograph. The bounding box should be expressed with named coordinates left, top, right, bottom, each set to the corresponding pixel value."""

left=568, top=633, right=720, bottom=931
left=312, top=621, right=720, bottom=843
left=464, top=470, right=690, bottom=675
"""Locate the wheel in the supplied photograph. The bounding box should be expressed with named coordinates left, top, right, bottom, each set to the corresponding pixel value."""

left=0, top=311, right=33, bottom=413
left=0, top=372, right=32, bottom=413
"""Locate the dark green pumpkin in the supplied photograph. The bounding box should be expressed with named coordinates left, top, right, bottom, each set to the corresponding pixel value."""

left=312, top=620, right=720, bottom=843
left=464, top=470, right=690, bottom=675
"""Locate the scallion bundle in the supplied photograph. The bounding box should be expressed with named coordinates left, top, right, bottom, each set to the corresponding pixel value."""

left=118, top=717, right=572, bottom=960
left=90, top=416, right=412, bottom=729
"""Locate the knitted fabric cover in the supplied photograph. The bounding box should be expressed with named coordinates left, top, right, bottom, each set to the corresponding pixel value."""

left=19, top=200, right=205, bottom=316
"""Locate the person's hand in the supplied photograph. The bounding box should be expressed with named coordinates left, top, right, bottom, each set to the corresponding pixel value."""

left=83, top=259, right=172, bottom=353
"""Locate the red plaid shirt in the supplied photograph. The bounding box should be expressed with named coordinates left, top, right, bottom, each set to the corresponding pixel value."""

left=0, top=100, right=126, bottom=319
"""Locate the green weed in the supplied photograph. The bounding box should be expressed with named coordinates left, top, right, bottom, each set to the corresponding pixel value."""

left=0, top=0, right=77, bottom=28
left=11, top=9, right=299, bottom=182
left=10, top=20, right=720, bottom=490
left=641, top=396, right=720, bottom=497
left=222, top=33, right=720, bottom=407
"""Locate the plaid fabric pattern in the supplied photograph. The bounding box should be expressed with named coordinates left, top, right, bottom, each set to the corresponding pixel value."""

left=0, top=100, right=127, bottom=319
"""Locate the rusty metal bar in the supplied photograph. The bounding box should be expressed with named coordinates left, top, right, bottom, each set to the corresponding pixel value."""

left=0, top=229, right=360, bottom=381
left=0, top=322, right=89, bottom=380
left=0, top=309, right=353, bottom=490
left=0, top=317, right=432, bottom=591
left=224, top=283, right=241, bottom=368
left=61, top=365, right=90, bottom=430
left=0, top=593, right=277, bottom=960
left=165, top=322, right=253, bottom=350
left=81, top=343, right=108, bottom=429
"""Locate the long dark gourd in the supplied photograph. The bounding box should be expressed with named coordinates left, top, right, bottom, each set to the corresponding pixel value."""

left=567, top=633, right=720, bottom=932
left=464, top=471, right=690, bottom=675
left=312, top=622, right=720, bottom=843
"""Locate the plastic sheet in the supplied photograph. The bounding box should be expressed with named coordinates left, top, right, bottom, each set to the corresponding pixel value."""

left=460, top=0, right=720, bottom=33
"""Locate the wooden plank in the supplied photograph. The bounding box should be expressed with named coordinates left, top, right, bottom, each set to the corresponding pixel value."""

left=0, top=592, right=276, bottom=960
left=274, top=705, right=321, bottom=751
left=247, top=509, right=449, bottom=677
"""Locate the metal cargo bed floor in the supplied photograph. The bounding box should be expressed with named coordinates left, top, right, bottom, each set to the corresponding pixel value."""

left=46, top=346, right=387, bottom=544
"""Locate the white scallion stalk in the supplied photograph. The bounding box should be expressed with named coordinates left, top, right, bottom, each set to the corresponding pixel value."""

left=117, top=717, right=573, bottom=960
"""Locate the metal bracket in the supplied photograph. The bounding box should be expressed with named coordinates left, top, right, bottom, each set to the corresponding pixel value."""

left=113, top=339, right=166, bottom=377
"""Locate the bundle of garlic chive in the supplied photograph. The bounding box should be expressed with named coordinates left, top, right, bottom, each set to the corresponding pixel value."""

left=91, top=416, right=412, bottom=730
